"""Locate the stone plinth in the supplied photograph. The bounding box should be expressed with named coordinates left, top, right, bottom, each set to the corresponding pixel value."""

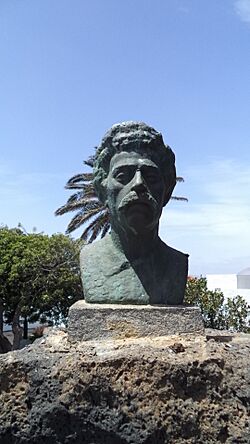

left=68, top=301, right=204, bottom=342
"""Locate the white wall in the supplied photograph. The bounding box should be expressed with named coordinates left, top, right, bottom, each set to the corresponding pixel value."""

left=206, top=273, right=250, bottom=305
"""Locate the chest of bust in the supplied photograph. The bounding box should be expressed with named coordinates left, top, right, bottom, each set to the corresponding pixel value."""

left=80, top=239, right=185, bottom=304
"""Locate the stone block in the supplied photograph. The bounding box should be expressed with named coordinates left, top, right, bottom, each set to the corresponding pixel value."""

left=68, top=300, right=204, bottom=342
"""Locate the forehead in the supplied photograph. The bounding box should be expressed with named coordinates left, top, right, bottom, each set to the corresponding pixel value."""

left=109, top=151, right=159, bottom=171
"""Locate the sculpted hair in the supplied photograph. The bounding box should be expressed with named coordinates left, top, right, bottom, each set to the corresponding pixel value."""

left=93, top=121, right=176, bottom=205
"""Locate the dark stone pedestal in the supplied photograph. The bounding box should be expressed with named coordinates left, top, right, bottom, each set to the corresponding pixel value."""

left=68, top=301, right=204, bottom=342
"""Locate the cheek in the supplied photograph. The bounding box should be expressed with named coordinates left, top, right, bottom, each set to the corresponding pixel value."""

left=106, top=182, right=123, bottom=207
left=150, top=182, right=165, bottom=201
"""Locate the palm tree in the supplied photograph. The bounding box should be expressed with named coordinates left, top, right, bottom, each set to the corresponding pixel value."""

left=55, top=156, right=110, bottom=243
left=55, top=156, right=187, bottom=243
left=171, top=177, right=188, bottom=201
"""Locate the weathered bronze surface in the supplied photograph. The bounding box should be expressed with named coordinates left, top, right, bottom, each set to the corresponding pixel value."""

left=80, top=121, right=188, bottom=304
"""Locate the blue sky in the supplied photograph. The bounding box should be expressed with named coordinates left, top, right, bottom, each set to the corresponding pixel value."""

left=0, top=0, right=250, bottom=276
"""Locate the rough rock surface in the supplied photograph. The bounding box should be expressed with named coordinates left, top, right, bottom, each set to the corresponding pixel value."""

left=0, top=329, right=249, bottom=444
left=68, top=302, right=204, bottom=341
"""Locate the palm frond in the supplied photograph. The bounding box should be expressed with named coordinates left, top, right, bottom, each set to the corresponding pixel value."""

left=55, top=199, right=100, bottom=216
left=65, top=189, right=96, bottom=204
left=65, top=173, right=93, bottom=189
left=63, top=186, right=96, bottom=202
left=80, top=209, right=110, bottom=242
left=83, top=153, right=96, bottom=168
left=172, top=177, right=187, bottom=201
left=101, top=220, right=110, bottom=238
left=88, top=220, right=106, bottom=243
left=66, top=206, right=105, bottom=234
left=171, top=196, right=188, bottom=201
left=65, top=213, right=86, bottom=233
left=65, top=173, right=87, bottom=184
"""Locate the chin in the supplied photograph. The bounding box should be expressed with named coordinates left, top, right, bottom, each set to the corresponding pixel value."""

left=127, top=218, right=156, bottom=235
left=118, top=205, right=159, bottom=233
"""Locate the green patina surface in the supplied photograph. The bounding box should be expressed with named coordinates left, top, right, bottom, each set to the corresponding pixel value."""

left=80, top=122, right=188, bottom=304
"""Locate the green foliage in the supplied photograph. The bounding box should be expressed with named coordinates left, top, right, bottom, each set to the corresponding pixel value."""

left=185, top=277, right=225, bottom=329
left=223, top=295, right=249, bottom=333
left=0, top=226, right=83, bottom=330
left=185, top=277, right=250, bottom=332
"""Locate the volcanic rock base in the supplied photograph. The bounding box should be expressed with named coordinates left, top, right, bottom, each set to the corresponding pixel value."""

left=0, top=329, right=249, bottom=443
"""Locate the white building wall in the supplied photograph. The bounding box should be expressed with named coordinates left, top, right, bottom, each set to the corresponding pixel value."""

left=206, top=274, right=250, bottom=305
left=236, top=289, right=250, bottom=305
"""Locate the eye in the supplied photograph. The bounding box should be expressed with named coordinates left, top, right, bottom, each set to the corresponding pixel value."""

left=113, top=168, right=135, bottom=184
left=147, top=174, right=156, bottom=181
left=115, top=172, right=125, bottom=182
left=145, top=172, right=158, bottom=182
left=113, top=171, right=128, bottom=184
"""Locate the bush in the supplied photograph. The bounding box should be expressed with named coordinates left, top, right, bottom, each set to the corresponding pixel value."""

left=184, top=277, right=250, bottom=332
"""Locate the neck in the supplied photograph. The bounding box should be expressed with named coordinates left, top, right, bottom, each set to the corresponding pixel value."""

left=111, top=224, right=160, bottom=260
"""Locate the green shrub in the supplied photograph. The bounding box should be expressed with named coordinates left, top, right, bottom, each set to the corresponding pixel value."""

left=184, top=277, right=250, bottom=332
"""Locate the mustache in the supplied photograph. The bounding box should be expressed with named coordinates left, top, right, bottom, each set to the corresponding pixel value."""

left=118, top=191, right=157, bottom=211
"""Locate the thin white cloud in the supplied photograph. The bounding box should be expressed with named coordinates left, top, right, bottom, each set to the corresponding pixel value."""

left=234, top=0, right=250, bottom=24
left=0, top=164, right=69, bottom=233
left=0, top=167, right=64, bottom=205
left=160, top=158, right=250, bottom=275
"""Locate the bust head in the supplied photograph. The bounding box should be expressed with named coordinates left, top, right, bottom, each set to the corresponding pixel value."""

left=94, top=122, right=176, bottom=235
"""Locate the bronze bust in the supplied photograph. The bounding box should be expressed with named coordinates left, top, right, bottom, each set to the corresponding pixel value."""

left=80, top=121, right=188, bottom=304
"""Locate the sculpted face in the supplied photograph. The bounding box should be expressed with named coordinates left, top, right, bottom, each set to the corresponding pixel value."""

left=105, top=151, right=166, bottom=235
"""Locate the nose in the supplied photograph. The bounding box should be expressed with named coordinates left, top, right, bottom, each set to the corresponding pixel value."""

left=131, top=170, right=146, bottom=193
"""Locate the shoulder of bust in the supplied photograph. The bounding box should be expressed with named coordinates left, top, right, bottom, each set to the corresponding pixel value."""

left=169, top=246, right=189, bottom=259
left=160, top=242, right=189, bottom=264
left=80, top=234, right=112, bottom=260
